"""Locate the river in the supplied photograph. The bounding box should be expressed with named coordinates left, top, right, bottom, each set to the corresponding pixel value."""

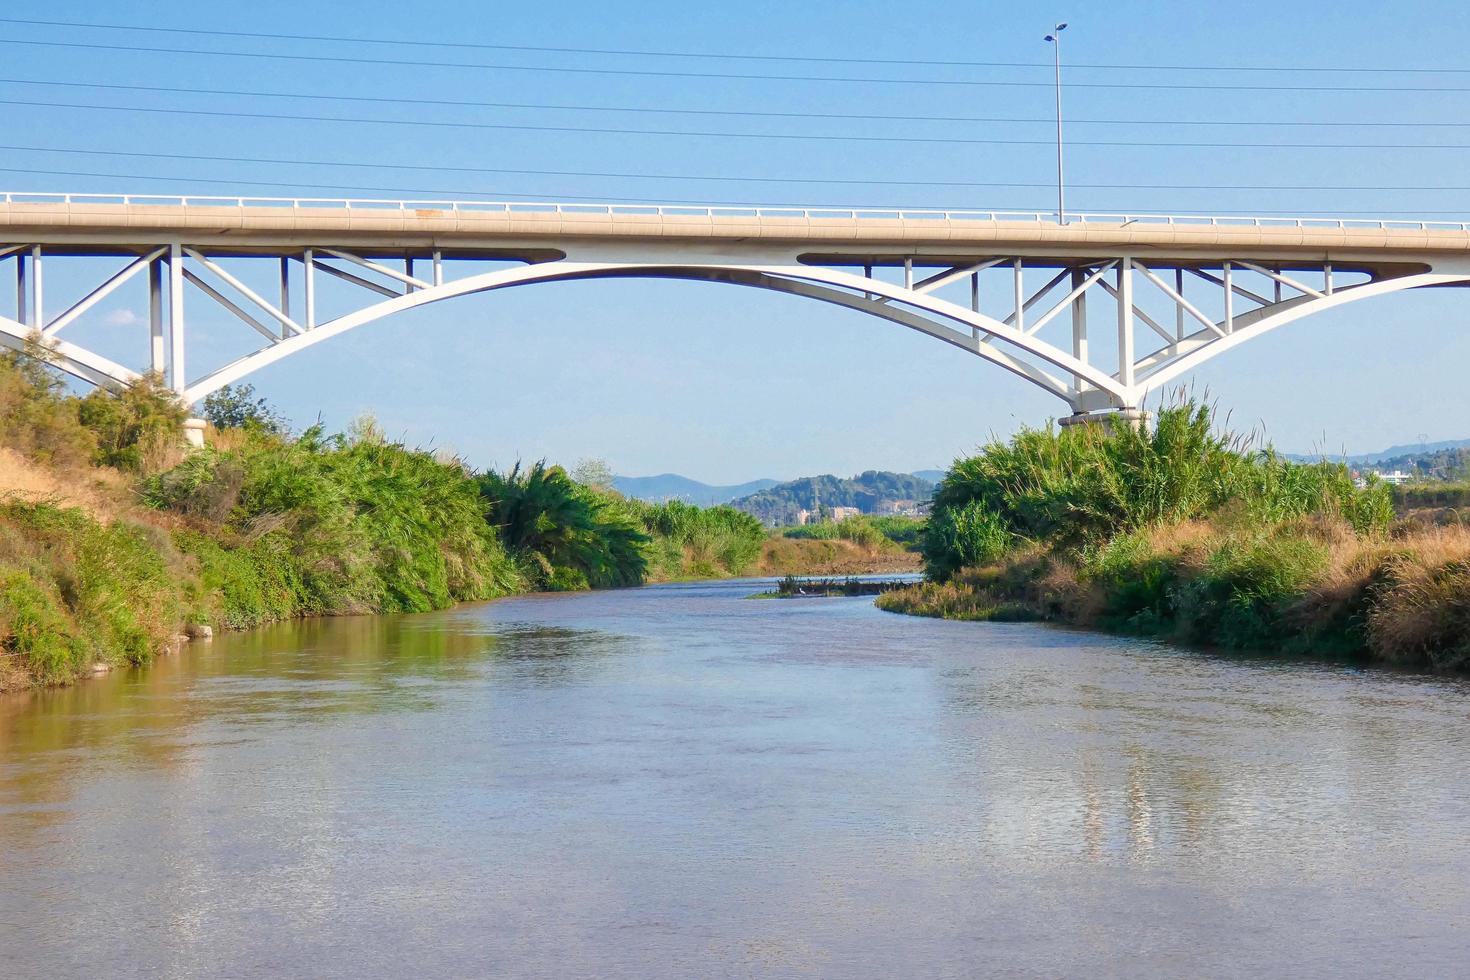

left=3, top=580, right=1469, bottom=978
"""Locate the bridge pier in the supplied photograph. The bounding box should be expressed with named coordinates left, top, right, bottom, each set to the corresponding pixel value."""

left=182, top=418, right=208, bottom=449
left=1059, top=408, right=1150, bottom=431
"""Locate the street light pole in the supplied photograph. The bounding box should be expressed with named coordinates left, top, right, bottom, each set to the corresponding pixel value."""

left=1044, top=22, right=1068, bottom=225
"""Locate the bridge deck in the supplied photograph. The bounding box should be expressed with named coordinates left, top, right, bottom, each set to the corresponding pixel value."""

left=4, top=196, right=1470, bottom=264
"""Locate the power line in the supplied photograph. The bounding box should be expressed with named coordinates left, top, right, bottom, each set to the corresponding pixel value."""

left=6, top=143, right=1470, bottom=193
left=3, top=38, right=1469, bottom=93
left=3, top=165, right=1467, bottom=216
left=8, top=99, right=1470, bottom=150
left=4, top=76, right=1469, bottom=129
left=2, top=16, right=1467, bottom=75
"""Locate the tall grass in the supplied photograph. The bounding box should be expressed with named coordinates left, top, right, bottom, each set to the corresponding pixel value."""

left=478, top=461, right=649, bottom=589
left=635, top=500, right=765, bottom=579
left=883, top=397, right=1470, bottom=671
left=925, top=396, right=1391, bottom=575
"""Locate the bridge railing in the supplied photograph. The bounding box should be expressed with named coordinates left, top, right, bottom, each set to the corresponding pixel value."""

left=2, top=191, right=1467, bottom=233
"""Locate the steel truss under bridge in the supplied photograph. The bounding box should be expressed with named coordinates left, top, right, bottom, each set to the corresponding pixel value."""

left=4, top=193, right=1470, bottom=422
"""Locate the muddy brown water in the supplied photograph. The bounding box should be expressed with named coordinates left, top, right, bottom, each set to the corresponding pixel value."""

left=3, top=580, right=1469, bottom=978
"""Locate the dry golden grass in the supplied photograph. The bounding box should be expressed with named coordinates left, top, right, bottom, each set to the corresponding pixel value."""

left=757, top=537, right=922, bottom=577
left=0, top=447, right=137, bottom=522
left=1363, top=525, right=1470, bottom=670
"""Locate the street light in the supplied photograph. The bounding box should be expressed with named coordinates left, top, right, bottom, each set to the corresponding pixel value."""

left=1043, top=22, right=1068, bottom=225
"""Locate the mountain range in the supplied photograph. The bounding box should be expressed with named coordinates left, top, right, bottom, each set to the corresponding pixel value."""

left=610, top=473, right=780, bottom=506
left=1284, top=438, right=1470, bottom=467
left=730, top=471, right=935, bottom=526
left=614, top=469, right=948, bottom=508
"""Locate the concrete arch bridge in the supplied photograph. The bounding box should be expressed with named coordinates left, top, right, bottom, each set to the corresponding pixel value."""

left=4, top=193, right=1470, bottom=432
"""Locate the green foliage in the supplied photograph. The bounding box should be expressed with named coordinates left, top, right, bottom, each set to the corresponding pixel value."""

left=479, top=461, right=650, bottom=589
left=77, top=372, right=186, bottom=472
left=923, top=397, right=1392, bottom=580
left=0, top=502, right=186, bottom=684
left=783, top=514, right=925, bottom=549
left=0, top=346, right=96, bottom=467
left=920, top=500, right=1013, bottom=581
left=0, top=566, right=83, bottom=683
left=149, top=426, right=523, bottom=615
left=201, top=383, right=288, bottom=435
left=635, top=500, right=765, bottom=579
left=867, top=515, right=926, bottom=549
left=1394, top=481, right=1470, bottom=510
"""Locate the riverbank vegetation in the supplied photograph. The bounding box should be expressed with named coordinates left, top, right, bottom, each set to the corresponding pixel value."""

left=878, top=398, right=1470, bottom=672
left=0, top=347, right=776, bottom=691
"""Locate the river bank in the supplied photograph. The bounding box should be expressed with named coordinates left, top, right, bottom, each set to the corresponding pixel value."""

left=0, top=349, right=919, bottom=692
left=877, top=398, right=1470, bottom=673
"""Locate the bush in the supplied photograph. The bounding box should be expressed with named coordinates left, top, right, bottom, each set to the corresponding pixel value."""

left=77, top=372, right=186, bottom=473
left=0, top=502, right=187, bottom=684
left=634, top=499, right=764, bottom=580
left=921, top=500, right=1012, bottom=581
left=479, top=461, right=650, bottom=589
left=0, top=347, right=96, bottom=467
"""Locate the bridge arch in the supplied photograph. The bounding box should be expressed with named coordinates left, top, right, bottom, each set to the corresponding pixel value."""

left=7, top=194, right=1470, bottom=421
left=178, top=259, right=1126, bottom=410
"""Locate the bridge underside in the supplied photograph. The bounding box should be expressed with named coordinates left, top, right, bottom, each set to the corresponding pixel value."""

left=4, top=205, right=1469, bottom=418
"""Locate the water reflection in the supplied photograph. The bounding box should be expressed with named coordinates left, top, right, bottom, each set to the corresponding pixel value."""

left=3, top=582, right=1470, bottom=978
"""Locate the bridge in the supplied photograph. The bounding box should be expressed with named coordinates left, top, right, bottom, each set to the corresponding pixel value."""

left=4, top=191, right=1470, bottom=430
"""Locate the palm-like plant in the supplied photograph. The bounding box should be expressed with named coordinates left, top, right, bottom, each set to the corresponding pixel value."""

left=479, top=462, right=650, bottom=589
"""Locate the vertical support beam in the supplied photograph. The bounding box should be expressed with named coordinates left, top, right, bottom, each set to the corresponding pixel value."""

left=303, top=248, right=316, bottom=330
left=29, top=245, right=43, bottom=329
left=148, top=258, right=165, bottom=376
left=1174, top=267, right=1185, bottom=342
left=1324, top=262, right=1334, bottom=295
left=863, top=262, right=873, bottom=301
left=1071, top=267, right=1089, bottom=393
left=279, top=256, right=291, bottom=320
left=1222, top=261, right=1234, bottom=334
left=1013, top=259, right=1025, bottom=333
left=405, top=256, right=416, bottom=293
left=432, top=249, right=443, bottom=287
left=15, top=248, right=27, bottom=327
left=1116, top=258, right=1134, bottom=390
left=903, top=256, right=913, bottom=290
left=1274, top=267, right=1282, bottom=304
left=168, top=243, right=185, bottom=393
left=970, top=271, right=981, bottom=341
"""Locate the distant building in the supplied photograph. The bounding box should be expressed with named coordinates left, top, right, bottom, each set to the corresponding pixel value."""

left=1354, top=469, right=1414, bottom=487
left=1375, top=470, right=1414, bottom=486
left=795, top=508, right=814, bottom=525
left=830, top=506, right=861, bottom=522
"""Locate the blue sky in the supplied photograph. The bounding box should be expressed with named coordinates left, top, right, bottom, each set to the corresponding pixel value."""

left=5, top=1, right=1470, bottom=481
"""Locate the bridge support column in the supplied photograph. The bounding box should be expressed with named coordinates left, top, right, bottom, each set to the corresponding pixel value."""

left=1059, top=408, right=1149, bottom=430
left=168, top=243, right=185, bottom=393
left=182, top=418, right=207, bottom=449
left=148, top=258, right=166, bottom=376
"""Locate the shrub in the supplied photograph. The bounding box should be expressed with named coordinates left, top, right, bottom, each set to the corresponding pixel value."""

left=921, top=499, right=1012, bottom=581
left=480, top=461, right=650, bottom=589
left=0, top=347, right=96, bottom=467
left=77, top=372, right=186, bottom=473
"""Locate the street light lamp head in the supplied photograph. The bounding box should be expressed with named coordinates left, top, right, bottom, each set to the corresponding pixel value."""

left=1044, top=34, right=1056, bottom=42
left=1056, top=22, right=1068, bottom=30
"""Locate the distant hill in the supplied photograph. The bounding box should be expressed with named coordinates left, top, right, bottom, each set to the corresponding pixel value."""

left=1285, top=438, right=1470, bottom=476
left=612, top=473, right=779, bottom=506
left=730, top=471, right=935, bottom=526
left=912, top=469, right=947, bottom=484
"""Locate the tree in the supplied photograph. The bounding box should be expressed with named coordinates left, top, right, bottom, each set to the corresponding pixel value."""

left=77, top=371, right=188, bottom=473
left=201, top=384, right=288, bottom=434
left=478, top=461, right=649, bottom=589
left=572, top=457, right=615, bottom=490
